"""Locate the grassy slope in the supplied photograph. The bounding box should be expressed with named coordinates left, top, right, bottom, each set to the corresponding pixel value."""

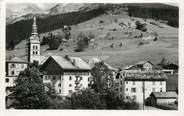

left=6, top=12, right=178, bottom=68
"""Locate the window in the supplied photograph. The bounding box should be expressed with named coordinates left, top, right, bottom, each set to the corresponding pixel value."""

left=10, top=63, right=15, bottom=68
left=120, top=87, right=122, bottom=92
left=126, top=88, right=128, bottom=91
left=160, top=88, right=163, bottom=92
left=33, top=51, right=35, bottom=55
left=11, top=71, right=14, bottom=75
left=160, top=81, right=163, bottom=85
left=120, top=80, right=123, bottom=85
left=133, top=81, right=135, bottom=85
left=69, top=90, right=73, bottom=94
left=131, top=88, right=136, bottom=93
left=35, top=46, right=38, bottom=50
left=132, top=95, right=136, bottom=100
left=59, top=89, right=61, bottom=94
left=44, top=76, right=49, bottom=80
left=80, top=77, right=82, bottom=80
left=69, top=84, right=72, bottom=87
left=88, top=77, right=90, bottom=82
left=53, top=76, right=56, bottom=80
left=152, top=88, right=155, bottom=92
left=35, top=51, right=38, bottom=55
left=58, top=83, right=61, bottom=87
left=5, top=78, right=9, bottom=83
left=69, top=76, right=72, bottom=80
left=126, top=81, right=128, bottom=84
left=21, top=64, right=24, bottom=68
left=152, top=82, right=155, bottom=85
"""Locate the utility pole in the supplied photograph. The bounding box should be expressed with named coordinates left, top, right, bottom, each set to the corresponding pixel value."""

left=100, top=34, right=105, bottom=60
left=142, top=81, right=145, bottom=110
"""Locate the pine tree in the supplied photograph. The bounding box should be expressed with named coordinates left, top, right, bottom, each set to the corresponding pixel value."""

left=10, top=64, right=52, bottom=109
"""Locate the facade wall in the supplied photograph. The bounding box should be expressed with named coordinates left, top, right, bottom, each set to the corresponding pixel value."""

left=7, top=63, right=27, bottom=76
left=6, top=62, right=27, bottom=88
left=5, top=76, right=17, bottom=87
left=43, top=72, right=91, bottom=96
left=30, top=43, right=40, bottom=64
left=143, top=62, right=152, bottom=71
left=157, top=98, right=176, bottom=104
left=124, top=80, right=166, bottom=103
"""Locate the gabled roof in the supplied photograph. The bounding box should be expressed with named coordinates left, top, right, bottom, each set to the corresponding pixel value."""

left=151, top=92, right=178, bottom=99
left=88, top=57, right=117, bottom=71
left=124, top=65, right=139, bottom=70
left=43, top=55, right=91, bottom=70
left=136, top=60, right=153, bottom=65
left=6, top=57, right=27, bottom=63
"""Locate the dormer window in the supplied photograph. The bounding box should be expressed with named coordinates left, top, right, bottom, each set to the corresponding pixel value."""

left=10, top=63, right=15, bottom=68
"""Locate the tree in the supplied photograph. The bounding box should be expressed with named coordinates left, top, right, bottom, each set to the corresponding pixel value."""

left=90, top=61, right=114, bottom=94
left=69, top=88, right=105, bottom=109
left=135, top=20, right=147, bottom=32
left=9, top=40, right=15, bottom=50
left=10, top=64, right=52, bottom=109
left=74, top=33, right=89, bottom=52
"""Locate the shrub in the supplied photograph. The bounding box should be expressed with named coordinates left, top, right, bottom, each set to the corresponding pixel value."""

left=135, top=20, right=147, bottom=32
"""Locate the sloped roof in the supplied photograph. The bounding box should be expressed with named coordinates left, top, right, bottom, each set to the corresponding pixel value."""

left=124, top=71, right=167, bottom=81
left=136, top=60, right=153, bottom=65
left=6, top=57, right=27, bottom=63
left=88, top=57, right=117, bottom=71
left=40, top=56, right=49, bottom=65
left=70, top=57, right=91, bottom=70
left=29, top=35, right=40, bottom=43
left=151, top=92, right=178, bottom=98
left=49, top=55, right=91, bottom=70
left=124, top=65, right=138, bottom=70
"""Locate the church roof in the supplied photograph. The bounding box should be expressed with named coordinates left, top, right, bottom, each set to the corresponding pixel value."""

left=29, top=35, right=40, bottom=43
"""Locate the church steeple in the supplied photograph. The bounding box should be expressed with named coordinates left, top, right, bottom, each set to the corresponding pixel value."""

left=31, top=16, right=38, bottom=35
left=28, top=16, right=40, bottom=64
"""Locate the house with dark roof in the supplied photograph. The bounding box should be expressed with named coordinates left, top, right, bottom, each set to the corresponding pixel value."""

left=39, top=55, right=92, bottom=96
left=150, top=91, right=178, bottom=107
left=136, top=60, right=153, bottom=71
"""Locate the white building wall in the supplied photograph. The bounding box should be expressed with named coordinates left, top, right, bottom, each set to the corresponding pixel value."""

left=6, top=63, right=27, bottom=88
left=43, top=72, right=91, bottom=96
left=157, top=98, right=176, bottom=104
left=8, top=63, right=27, bottom=76
left=30, top=43, right=40, bottom=64
left=124, top=80, right=166, bottom=103
left=5, top=77, right=17, bottom=87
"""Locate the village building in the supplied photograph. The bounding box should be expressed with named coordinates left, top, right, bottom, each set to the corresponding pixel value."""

left=27, top=16, right=41, bottom=64
left=150, top=91, right=178, bottom=107
left=116, top=71, right=167, bottom=103
left=5, top=57, right=28, bottom=88
left=39, top=55, right=91, bottom=96
left=135, top=61, right=153, bottom=71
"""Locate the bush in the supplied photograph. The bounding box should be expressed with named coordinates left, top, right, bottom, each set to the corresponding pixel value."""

left=135, top=20, right=147, bottom=32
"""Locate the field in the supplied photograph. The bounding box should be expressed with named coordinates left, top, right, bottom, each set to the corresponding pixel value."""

left=6, top=12, right=178, bottom=68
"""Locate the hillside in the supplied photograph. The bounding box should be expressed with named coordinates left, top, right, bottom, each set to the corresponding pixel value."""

left=6, top=9, right=178, bottom=68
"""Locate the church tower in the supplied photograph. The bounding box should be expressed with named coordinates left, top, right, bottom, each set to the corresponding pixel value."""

left=28, top=16, right=40, bottom=64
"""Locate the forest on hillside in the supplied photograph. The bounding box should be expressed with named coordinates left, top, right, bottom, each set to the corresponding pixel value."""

left=6, top=3, right=179, bottom=49
left=127, top=3, right=178, bottom=27
left=6, top=7, right=106, bottom=49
